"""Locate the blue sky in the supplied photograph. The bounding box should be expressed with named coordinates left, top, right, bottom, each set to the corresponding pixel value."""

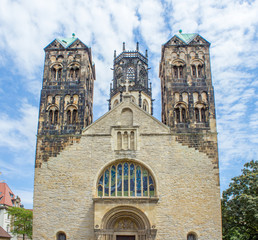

left=0, top=0, right=257, bottom=209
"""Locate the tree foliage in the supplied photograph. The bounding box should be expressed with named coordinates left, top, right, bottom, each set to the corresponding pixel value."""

left=7, top=207, right=33, bottom=240
left=222, top=160, right=258, bottom=240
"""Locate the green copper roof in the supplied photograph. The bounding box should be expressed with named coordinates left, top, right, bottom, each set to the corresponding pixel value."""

left=56, top=37, right=78, bottom=48
left=175, top=32, right=198, bottom=44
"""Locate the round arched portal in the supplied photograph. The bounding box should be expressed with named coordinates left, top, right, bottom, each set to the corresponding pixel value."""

left=95, top=206, right=156, bottom=240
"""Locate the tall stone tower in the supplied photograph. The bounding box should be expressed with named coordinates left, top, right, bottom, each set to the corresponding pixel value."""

left=109, top=42, right=153, bottom=114
left=35, top=35, right=95, bottom=168
left=160, top=31, right=216, bottom=132
left=159, top=31, right=219, bottom=182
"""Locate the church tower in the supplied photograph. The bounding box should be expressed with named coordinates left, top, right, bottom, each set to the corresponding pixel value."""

left=35, top=35, right=95, bottom=168
left=159, top=31, right=216, bottom=132
left=109, top=42, right=153, bottom=114
left=159, top=31, right=220, bottom=192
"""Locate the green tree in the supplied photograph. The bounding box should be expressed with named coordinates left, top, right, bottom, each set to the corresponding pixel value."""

left=222, top=160, right=258, bottom=240
left=7, top=207, right=33, bottom=240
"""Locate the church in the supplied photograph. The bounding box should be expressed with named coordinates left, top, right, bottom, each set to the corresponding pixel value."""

left=33, top=32, right=222, bottom=240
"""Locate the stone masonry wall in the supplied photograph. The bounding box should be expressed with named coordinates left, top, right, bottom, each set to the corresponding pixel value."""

left=33, top=102, right=222, bottom=240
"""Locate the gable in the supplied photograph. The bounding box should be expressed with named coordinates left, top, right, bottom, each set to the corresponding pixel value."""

left=188, top=34, right=210, bottom=45
left=44, top=39, right=65, bottom=51
left=68, top=38, right=88, bottom=49
left=164, top=35, right=186, bottom=46
left=82, top=101, right=170, bottom=136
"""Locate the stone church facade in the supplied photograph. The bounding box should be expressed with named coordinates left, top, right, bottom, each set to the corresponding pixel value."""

left=33, top=32, right=222, bottom=240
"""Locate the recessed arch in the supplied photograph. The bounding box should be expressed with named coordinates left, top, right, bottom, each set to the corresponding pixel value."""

left=101, top=205, right=151, bottom=230
left=121, top=108, right=133, bottom=126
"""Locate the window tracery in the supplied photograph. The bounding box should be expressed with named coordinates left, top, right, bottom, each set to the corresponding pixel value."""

left=97, top=161, right=156, bottom=198
left=139, top=67, right=147, bottom=85
left=127, top=67, right=135, bottom=80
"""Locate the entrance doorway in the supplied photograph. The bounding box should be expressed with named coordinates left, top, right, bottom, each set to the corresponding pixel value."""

left=116, top=236, right=135, bottom=240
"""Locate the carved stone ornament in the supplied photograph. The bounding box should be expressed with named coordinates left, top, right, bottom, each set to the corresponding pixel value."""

left=115, top=218, right=136, bottom=230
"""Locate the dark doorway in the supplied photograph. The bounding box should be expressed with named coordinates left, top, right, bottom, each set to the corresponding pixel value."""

left=116, top=236, right=135, bottom=240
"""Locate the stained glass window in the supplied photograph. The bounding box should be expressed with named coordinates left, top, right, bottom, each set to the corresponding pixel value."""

left=130, top=164, right=135, bottom=197
left=97, top=161, right=155, bottom=198
left=104, top=170, right=109, bottom=196
left=117, top=164, right=122, bottom=196
left=124, top=163, right=129, bottom=196
left=111, top=166, right=116, bottom=196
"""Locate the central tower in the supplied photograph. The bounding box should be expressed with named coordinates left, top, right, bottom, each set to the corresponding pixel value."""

left=109, top=42, right=153, bottom=114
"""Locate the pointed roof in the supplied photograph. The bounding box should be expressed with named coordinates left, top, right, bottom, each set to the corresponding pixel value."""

left=175, top=32, right=198, bottom=44
left=0, top=226, right=11, bottom=238
left=56, top=37, right=78, bottom=48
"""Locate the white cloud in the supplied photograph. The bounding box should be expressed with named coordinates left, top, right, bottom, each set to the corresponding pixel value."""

left=0, top=100, right=38, bottom=151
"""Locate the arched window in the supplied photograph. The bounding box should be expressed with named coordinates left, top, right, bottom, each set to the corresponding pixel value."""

left=97, top=161, right=156, bottom=198
left=192, top=65, right=196, bottom=77
left=174, top=103, right=187, bottom=123
left=66, top=106, right=78, bottom=124
left=143, top=100, right=149, bottom=112
left=195, top=105, right=206, bottom=123
left=113, top=100, right=119, bottom=108
left=173, top=66, right=178, bottom=78
left=51, top=64, right=62, bottom=81
left=187, top=233, right=197, bottom=240
left=48, top=107, right=59, bottom=125
left=197, top=65, right=203, bottom=77
left=54, top=110, right=59, bottom=124
left=49, top=110, right=53, bottom=124
left=172, top=60, right=185, bottom=79
left=201, top=108, right=206, bottom=122
left=72, top=110, right=78, bottom=124
left=139, top=67, right=147, bottom=86
left=57, top=232, right=66, bottom=240
left=67, top=110, right=71, bottom=124
left=179, top=66, right=183, bottom=78
left=195, top=108, right=200, bottom=122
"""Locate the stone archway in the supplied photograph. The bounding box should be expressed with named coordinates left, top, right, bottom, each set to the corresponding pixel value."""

left=95, top=206, right=156, bottom=240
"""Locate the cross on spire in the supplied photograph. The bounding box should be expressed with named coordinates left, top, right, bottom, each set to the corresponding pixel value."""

left=120, top=78, right=135, bottom=94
